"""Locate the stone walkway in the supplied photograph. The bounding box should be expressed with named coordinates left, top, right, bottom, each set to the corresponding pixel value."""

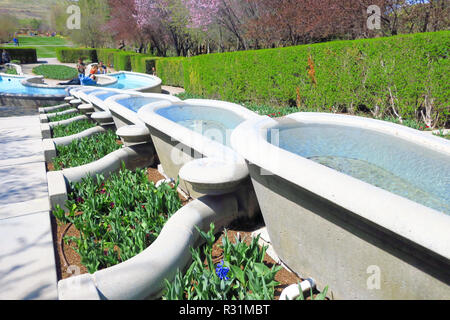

left=0, top=59, right=183, bottom=300
left=0, top=114, right=58, bottom=300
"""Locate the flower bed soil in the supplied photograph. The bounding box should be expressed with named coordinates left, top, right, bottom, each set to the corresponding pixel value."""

left=51, top=166, right=186, bottom=280
left=210, top=218, right=304, bottom=300
left=50, top=166, right=310, bottom=299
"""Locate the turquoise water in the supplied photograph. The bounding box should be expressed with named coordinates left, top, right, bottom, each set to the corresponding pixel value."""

left=156, top=104, right=246, bottom=146
left=270, top=123, right=450, bottom=214
left=0, top=75, right=66, bottom=95
left=108, top=73, right=158, bottom=90
left=73, top=87, right=98, bottom=96
left=94, top=91, right=120, bottom=101
left=0, top=73, right=158, bottom=96
left=116, top=96, right=162, bottom=112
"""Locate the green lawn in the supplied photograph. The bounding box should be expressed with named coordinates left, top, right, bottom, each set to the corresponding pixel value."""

left=2, top=36, right=73, bottom=58
left=32, top=64, right=78, bottom=80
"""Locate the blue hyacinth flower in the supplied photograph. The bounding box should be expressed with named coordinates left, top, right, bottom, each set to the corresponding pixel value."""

left=215, top=260, right=230, bottom=281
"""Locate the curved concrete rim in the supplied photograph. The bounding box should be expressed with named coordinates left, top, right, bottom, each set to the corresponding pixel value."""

left=230, top=112, right=450, bottom=260
left=179, top=157, right=249, bottom=185
left=58, top=194, right=244, bottom=300
left=106, top=92, right=182, bottom=127
left=86, top=89, right=124, bottom=111
left=70, top=87, right=99, bottom=100
left=137, top=99, right=260, bottom=164
left=65, top=71, right=162, bottom=98
left=0, top=73, right=68, bottom=99
left=4, top=63, right=23, bottom=75
left=108, top=71, right=162, bottom=93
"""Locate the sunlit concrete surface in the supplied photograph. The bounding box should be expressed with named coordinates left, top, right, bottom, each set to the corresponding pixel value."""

left=0, top=114, right=57, bottom=300
left=0, top=212, right=57, bottom=300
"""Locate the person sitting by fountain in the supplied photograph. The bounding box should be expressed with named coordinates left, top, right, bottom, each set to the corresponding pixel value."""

left=89, top=64, right=99, bottom=76
left=77, top=58, right=86, bottom=75
left=2, top=50, right=11, bottom=64
left=58, top=76, right=81, bottom=86
left=97, top=61, right=107, bottom=74
left=58, top=66, right=98, bottom=86
left=79, top=65, right=98, bottom=86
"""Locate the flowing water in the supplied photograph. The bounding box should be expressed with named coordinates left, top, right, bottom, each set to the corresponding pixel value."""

left=271, top=123, right=450, bottom=214
left=157, top=104, right=246, bottom=147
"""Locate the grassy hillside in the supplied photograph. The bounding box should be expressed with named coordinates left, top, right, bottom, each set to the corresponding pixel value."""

left=2, top=36, right=72, bottom=58
left=0, top=0, right=59, bottom=20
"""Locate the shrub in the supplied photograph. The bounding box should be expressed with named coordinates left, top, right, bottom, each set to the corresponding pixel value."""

left=160, top=31, right=450, bottom=126
left=56, top=48, right=98, bottom=63
left=46, top=105, right=72, bottom=114
left=113, top=51, right=139, bottom=71
left=131, top=54, right=159, bottom=74
left=5, top=65, right=17, bottom=74
left=0, top=48, right=37, bottom=63
left=96, top=48, right=120, bottom=68
left=155, top=57, right=186, bottom=87
left=32, top=64, right=78, bottom=80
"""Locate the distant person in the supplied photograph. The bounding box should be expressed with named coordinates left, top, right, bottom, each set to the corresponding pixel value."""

left=2, top=50, right=11, bottom=64
left=97, top=61, right=107, bottom=74
left=58, top=71, right=98, bottom=86
left=151, top=67, right=156, bottom=76
left=13, top=37, right=19, bottom=46
left=77, top=58, right=86, bottom=75
left=89, top=65, right=99, bottom=76
left=80, top=68, right=98, bottom=86
left=58, top=76, right=80, bottom=86
left=118, top=40, right=125, bottom=50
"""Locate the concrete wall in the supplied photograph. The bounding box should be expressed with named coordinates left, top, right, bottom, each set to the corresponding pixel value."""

left=149, top=125, right=203, bottom=199
left=149, top=126, right=259, bottom=219
left=110, top=109, right=136, bottom=130
left=247, top=163, right=450, bottom=299
left=0, top=95, right=65, bottom=108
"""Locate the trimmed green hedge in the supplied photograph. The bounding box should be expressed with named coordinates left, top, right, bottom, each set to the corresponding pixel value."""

left=55, top=48, right=98, bottom=63
left=156, top=31, right=449, bottom=126
left=113, top=51, right=139, bottom=71
left=0, top=48, right=37, bottom=63
left=55, top=47, right=159, bottom=75
left=53, top=32, right=449, bottom=125
left=96, top=48, right=120, bottom=68
left=56, top=48, right=144, bottom=71
left=155, top=57, right=185, bottom=87
left=131, top=55, right=160, bottom=74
